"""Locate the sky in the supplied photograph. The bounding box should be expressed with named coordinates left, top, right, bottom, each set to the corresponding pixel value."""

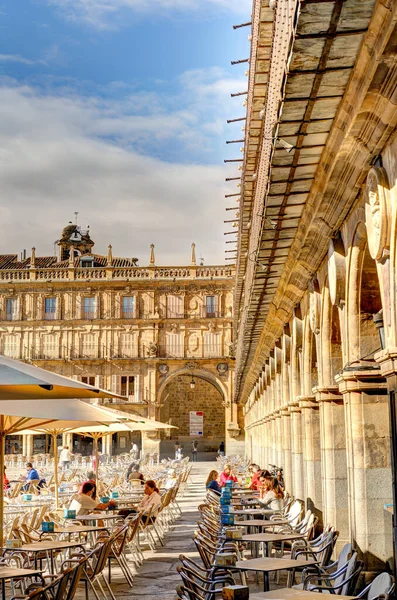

left=0, top=0, right=251, bottom=265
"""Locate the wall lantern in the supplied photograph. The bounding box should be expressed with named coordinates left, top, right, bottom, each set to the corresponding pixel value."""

left=190, top=377, right=196, bottom=390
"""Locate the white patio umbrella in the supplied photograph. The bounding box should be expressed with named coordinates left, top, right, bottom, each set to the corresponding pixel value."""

left=68, top=422, right=161, bottom=481
left=90, top=405, right=176, bottom=430
left=0, top=399, right=124, bottom=546
left=0, top=356, right=123, bottom=400
left=17, top=401, right=126, bottom=508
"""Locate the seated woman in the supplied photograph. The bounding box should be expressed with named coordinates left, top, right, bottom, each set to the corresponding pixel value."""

left=69, top=481, right=116, bottom=516
left=164, top=469, right=178, bottom=490
left=219, top=464, right=238, bottom=487
left=119, top=480, right=162, bottom=523
left=248, top=464, right=261, bottom=490
left=126, top=463, right=145, bottom=485
left=258, top=476, right=284, bottom=511
left=206, top=470, right=220, bottom=494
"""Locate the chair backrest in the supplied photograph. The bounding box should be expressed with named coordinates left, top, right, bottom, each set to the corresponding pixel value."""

left=287, top=500, right=302, bottom=525
left=340, top=552, right=357, bottom=595
left=368, top=572, right=394, bottom=600
left=335, top=543, right=354, bottom=576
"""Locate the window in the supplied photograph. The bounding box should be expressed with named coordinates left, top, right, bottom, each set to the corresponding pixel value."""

left=122, top=296, right=135, bottom=318
left=204, top=332, right=222, bottom=358
left=120, top=375, right=135, bottom=399
left=120, top=333, right=135, bottom=357
left=205, top=296, right=217, bottom=318
left=166, top=332, right=184, bottom=357
left=6, top=298, right=18, bottom=321
left=83, top=297, right=96, bottom=319
left=82, top=334, right=97, bottom=358
left=80, top=257, right=94, bottom=268
left=42, top=334, right=58, bottom=359
left=3, top=335, right=19, bottom=358
left=166, top=295, right=184, bottom=318
left=44, top=297, right=56, bottom=320
left=81, top=376, right=95, bottom=386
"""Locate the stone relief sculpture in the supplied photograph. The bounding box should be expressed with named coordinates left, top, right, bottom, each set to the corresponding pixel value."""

left=364, top=167, right=390, bottom=261
left=147, top=341, right=157, bottom=357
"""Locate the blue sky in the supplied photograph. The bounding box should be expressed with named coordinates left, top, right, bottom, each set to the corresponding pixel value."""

left=0, top=0, right=250, bottom=264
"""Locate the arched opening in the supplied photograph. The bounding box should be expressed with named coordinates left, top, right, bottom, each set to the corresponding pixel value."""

left=359, top=244, right=383, bottom=358
left=158, top=372, right=226, bottom=458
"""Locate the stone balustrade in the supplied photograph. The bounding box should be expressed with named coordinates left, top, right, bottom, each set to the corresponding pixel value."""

left=0, top=265, right=234, bottom=282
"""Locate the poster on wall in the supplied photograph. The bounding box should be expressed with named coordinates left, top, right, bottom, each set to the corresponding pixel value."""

left=190, top=411, right=203, bottom=436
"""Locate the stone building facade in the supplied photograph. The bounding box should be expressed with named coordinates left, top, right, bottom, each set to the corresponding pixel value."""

left=0, top=224, right=240, bottom=456
left=233, top=0, right=397, bottom=573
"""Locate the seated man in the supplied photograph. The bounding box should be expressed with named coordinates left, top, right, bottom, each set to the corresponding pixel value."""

left=22, top=462, right=40, bottom=491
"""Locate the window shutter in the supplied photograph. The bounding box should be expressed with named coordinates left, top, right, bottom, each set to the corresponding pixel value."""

left=95, top=375, right=103, bottom=390
left=111, top=374, right=121, bottom=396
left=134, top=375, right=139, bottom=402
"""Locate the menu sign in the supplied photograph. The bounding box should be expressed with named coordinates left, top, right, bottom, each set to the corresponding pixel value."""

left=190, top=411, right=203, bottom=436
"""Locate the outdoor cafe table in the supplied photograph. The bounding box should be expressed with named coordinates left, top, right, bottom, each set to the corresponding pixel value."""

left=233, top=509, right=280, bottom=517
left=249, top=588, right=357, bottom=600
left=241, top=532, right=305, bottom=557
left=41, top=525, right=109, bottom=542
left=234, top=520, right=280, bottom=529
left=3, top=540, right=86, bottom=574
left=0, top=567, right=43, bottom=600
left=231, top=557, right=318, bottom=592
left=75, top=513, right=122, bottom=525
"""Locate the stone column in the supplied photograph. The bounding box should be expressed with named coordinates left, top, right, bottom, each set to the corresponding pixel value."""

left=275, top=413, right=282, bottom=468
left=316, top=386, right=349, bottom=551
left=23, top=435, right=33, bottom=458
left=281, top=409, right=292, bottom=492
left=336, top=368, right=392, bottom=570
left=290, top=404, right=304, bottom=501
left=299, top=395, right=323, bottom=522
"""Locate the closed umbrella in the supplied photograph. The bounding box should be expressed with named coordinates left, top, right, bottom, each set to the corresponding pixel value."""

left=0, top=356, right=123, bottom=400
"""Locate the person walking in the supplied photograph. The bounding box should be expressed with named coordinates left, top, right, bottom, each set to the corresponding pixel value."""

left=191, top=439, right=199, bottom=462
left=218, top=441, right=225, bottom=457
left=59, top=445, right=72, bottom=470
left=174, top=441, right=180, bottom=460
left=130, top=442, right=139, bottom=461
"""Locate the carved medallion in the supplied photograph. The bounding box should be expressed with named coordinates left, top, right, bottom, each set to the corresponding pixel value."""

left=327, top=236, right=346, bottom=306
left=364, top=167, right=390, bottom=261
left=217, top=362, right=229, bottom=375
left=157, top=364, right=169, bottom=375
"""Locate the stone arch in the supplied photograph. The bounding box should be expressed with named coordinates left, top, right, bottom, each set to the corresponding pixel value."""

left=157, top=367, right=228, bottom=452
left=346, top=219, right=383, bottom=364
left=320, top=279, right=343, bottom=387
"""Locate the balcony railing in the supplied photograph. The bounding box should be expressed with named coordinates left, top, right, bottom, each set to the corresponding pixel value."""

left=0, top=265, right=234, bottom=283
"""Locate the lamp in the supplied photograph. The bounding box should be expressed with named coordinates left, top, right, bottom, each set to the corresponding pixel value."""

left=190, top=377, right=196, bottom=390
left=373, top=309, right=385, bottom=350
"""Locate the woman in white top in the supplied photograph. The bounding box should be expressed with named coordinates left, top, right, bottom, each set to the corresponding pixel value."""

left=59, top=446, right=72, bottom=470
left=135, top=480, right=162, bottom=523
left=69, top=481, right=116, bottom=516
left=259, top=476, right=284, bottom=511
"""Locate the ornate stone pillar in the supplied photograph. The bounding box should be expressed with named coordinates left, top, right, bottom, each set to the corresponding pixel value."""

left=316, top=386, right=349, bottom=552
left=299, top=395, right=323, bottom=521
left=290, top=404, right=304, bottom=500
left=275, top=413, right=283, bottom=468
left=336, top=368, right=392, bottom=570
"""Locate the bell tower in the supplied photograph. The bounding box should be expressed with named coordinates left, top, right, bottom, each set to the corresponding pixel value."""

left=57, top=222, right=95, bottom=261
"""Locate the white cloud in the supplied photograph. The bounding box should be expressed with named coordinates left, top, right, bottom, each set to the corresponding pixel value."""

left=0, top=76, right=241, bottom=264
left=46, top=0, right=251, bottom=28
left=0, top=54, right=46, bottom=66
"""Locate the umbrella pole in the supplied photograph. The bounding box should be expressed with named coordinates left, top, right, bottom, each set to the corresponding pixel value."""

left=53, top=433, right=59, bottom=509
left=0, top=418, right=4, bottom=548
left=94, top=436, right=99, bottom=482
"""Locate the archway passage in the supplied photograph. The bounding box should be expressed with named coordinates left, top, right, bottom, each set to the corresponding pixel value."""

left=159, top=375, right=225, bottom=456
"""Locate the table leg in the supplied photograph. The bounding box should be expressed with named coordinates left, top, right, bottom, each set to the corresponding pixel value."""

left=263, top=571, right=269, bottom=592
left=2, top=577, right=5, bottom=600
